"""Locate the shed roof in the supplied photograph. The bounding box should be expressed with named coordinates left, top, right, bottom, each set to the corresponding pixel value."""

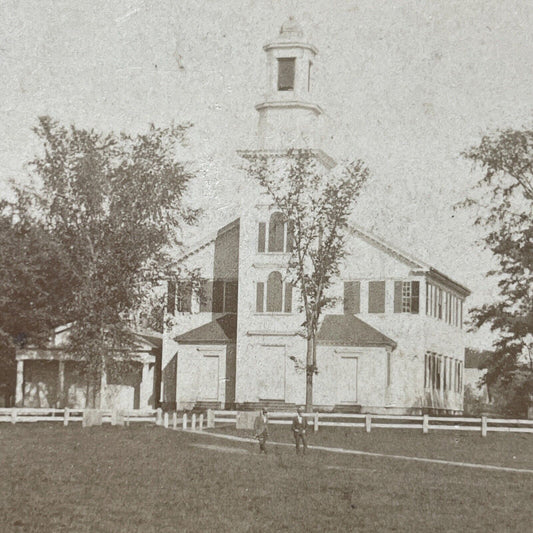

left=317, top=315, right=397, bottom=349
left=175, top=314, right=237, bottom=344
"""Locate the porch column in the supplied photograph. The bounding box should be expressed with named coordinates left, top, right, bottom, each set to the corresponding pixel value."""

left=141, top=362, right=150, bottom=409
left=58, top=361, right=65, bottom=407
left=15, top=360, right=24, bottom=406
left=98, top=367, right=107, bottom=409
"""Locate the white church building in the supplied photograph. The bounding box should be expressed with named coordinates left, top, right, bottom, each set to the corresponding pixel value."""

left=161, top=19, right=470, bottom=415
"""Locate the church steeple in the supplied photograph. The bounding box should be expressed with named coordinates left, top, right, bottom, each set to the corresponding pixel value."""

left=255, top=17, right=323, bottom=150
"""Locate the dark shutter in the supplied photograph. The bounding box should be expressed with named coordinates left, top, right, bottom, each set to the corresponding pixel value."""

left=411, top=281, right=419, bottom=314
left=286, top=220, right=294, bottom=252
left=224, top=281, right=238, bottom=313
left=284, top=283, right=292, bottom=313
left=393, top=281, right=403, bottom=313
left=167, top=280, right=176, bottom=314
left=368, top=281, right=385, bottom=313
left=177, top=282, right=192, bottom=313
left=343, top=281, right=360, bottom=314
left=256, top=282, right=264, bottom=313
left=199, top=280, right=213, bottom=313
left=212, top=280, right=224, bottom=313
left=277, top=57, right=295, bottom=90
left=258, top=223, right=266, bottom=253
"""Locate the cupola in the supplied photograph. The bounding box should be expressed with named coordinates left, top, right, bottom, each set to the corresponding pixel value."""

left=255, top=17, right=323, bottom=150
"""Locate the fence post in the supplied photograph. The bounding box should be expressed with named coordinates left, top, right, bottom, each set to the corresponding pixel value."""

left=155, top=407, right=162, bottom=426
left=11, top=408, right=17, bottom=424
left=163, top=411, right=169, bottom=429
left=314, top=411, right=319, bottom=432
left=191, top=413, right=197, bottom=431
left=481, top=415, right=487, bottom=437
left=172, top=412, right=177, bottom=430
left=423, top=414, right=429, bottom=434
left=365, top=414, right=372, bottom=433
left=199, top=414, right=204, bottom=431
left=207, top=409, right=215, bottom=428
left=64, top=407, right=70, bottom=427
left=182, top=412, right=188, bottom=430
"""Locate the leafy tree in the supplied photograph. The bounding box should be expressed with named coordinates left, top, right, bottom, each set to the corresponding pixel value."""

left=462, top=127, right=533, bottom=416
left=3, top=116, right=197, bottom=407
left=244, top=149, right=369, bottom=411
left=0, top=200, right=74, bottom=401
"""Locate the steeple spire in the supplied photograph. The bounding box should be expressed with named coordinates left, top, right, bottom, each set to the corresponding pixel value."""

left=255, top=17, right=323, bottom=150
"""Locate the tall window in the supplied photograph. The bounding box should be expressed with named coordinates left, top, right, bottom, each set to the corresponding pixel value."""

left=258, top=213, right=293, bottom=253
left=268, top=212, right=285, bottom=252
left=167, top=280, right=192, bottom=314
left=266, top=271, right=283, bottom=312
left=277, top=57, right=295, bottom=91
left=394, top=281, right=419, bottom=314
left=199, top=280, right=238, bottom=313
left=256, top=272, right=293, bottom=313
left=307, top=60, right=312, bottom=91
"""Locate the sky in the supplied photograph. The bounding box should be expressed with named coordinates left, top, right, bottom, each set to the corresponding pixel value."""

left=1, top=0, right=532, bottom=347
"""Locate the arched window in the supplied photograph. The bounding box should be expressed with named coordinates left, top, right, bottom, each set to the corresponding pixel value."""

left=266, top=271, right=283, bottom=312
left=268, top=212, right=285, bottom=252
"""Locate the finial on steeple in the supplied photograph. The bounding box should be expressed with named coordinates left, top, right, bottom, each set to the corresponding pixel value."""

left=279, top=16, right=304, bottom=40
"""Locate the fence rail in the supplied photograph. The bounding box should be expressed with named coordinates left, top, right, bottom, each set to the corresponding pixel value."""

left=206, top=410, right=533, bottom=437
left=0, top=407, right=157, bottom=425
left=3, top=407, right=533, bottom=437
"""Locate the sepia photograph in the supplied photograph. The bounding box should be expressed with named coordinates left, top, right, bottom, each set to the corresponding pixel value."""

left=1, top=1, right=532, bottom=531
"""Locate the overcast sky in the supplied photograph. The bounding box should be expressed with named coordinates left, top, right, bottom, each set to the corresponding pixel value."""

left=1, top=0, right=532, bottom=347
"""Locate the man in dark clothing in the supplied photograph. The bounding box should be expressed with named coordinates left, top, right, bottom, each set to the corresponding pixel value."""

left=254, top=407, right=269, bottom=454
left=291, top=406, right=308, bottom=455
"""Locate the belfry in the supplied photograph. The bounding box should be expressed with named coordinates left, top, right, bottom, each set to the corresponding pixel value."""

left=255, top=17, right=323, bottom=149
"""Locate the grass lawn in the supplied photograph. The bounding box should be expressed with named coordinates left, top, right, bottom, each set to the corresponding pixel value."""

left=0, top=424, right=531, bottom=532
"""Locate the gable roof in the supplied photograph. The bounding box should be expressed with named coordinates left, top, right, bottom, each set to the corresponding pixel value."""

left=348, top=224, right=471, bottom=297
left=179, top=218, right=240, bottom=263
left=173, top=214, right=470, bottom=297
left=175, top=314, right=237, bottom=344
left=317, top=314, right=397, bottom=349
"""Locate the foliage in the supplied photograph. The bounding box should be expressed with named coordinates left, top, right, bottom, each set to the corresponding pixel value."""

left=462, top=127, right=533, bottom=416
left=244, top=149, right=369, bottom=410
left=1, top=116, right=197, bottom=404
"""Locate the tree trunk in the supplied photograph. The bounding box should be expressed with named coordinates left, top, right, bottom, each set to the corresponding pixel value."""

left=305, top=334, right=314, bottom=412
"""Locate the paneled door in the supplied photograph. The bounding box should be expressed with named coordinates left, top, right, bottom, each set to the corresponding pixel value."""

left=338, top=355, right=358, bottom=404
left=198, top=355, right=219, bottom=401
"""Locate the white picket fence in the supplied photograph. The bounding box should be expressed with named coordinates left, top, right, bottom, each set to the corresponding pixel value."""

left=0, top=407, right=157, bottom=425
left=3, top=407, right=532, bottom=437
left=208, top=410, right=533, bottom=437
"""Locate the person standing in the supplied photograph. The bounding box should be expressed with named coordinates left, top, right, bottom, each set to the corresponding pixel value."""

left=292, top=406, right=308, bottom=455
left=254, top=407, right=269, bottom=454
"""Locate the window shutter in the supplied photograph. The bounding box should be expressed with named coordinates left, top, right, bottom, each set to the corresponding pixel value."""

left=286, top=220, right=294, bottom=252
left=212, top=280, right=224, bottom=313
left=368, top=281, right=385, bottom=313
left=393, top=281, right=403, bottom=313
left=411, top=281, right=419, bottom=314
left=343, top=281, right=360, bottom=314
left=258, top=223, right=266, bottom=253
left=199, top=280, right=213, bottom=313
left=256, top=282, right=264, bottom=313
left=167, top=280, right=176, bottom=314
left=224, top=281, right=238, bottom=313
left=284, top=283, right=293, bottom=313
